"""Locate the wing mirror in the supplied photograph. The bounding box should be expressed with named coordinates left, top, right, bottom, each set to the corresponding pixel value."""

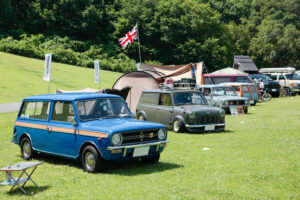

left=72, top=119, right=78, bottom=126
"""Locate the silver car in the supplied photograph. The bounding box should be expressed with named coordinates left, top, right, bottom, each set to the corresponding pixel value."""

left=199, top=85, right=250, bottom=114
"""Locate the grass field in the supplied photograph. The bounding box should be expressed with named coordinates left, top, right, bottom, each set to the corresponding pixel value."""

left=0, top=96, right=299, bottom=199
left=0, top=52, right=121, bottom=103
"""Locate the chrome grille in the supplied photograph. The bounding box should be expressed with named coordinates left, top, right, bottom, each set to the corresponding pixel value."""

left=120, top=130, right=159, bottom=145
left=229, top=100, right=245, bottom=105
left=195, top=115, right=223, bottom=124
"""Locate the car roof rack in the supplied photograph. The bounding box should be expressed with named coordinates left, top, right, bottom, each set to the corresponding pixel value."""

left=159, top=78, right=197, bottom=90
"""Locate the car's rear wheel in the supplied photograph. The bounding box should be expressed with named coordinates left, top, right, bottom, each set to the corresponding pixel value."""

left=82, top=146, right=105, bottom=173
left=142, top=154, right=160, bottom=163
left=173, top=119, right=184, bottom=133
left=20, top=137, right=36, bottom=160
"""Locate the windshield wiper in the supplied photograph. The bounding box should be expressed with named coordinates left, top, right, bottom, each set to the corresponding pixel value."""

left=99, top=115, right=119, bottom=120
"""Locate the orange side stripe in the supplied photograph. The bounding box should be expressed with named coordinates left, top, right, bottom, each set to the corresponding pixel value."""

left=79, top=130, right=108, bottom=138
left=51, top=127, right=75, bottom=134
left=15, top=121, right=108, bottom=138
left=14, top=122, right=47, bottom=130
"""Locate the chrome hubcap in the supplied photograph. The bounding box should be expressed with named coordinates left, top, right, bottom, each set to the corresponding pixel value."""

left=174, top=121, right=180, bottom=132
left=85, top=152, right=95, bottom=170
left=138, top=115, right=144, bottom=121
left=23, top=142, right=31, bottom=158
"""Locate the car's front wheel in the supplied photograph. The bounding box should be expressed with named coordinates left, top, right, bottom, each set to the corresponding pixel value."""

left=173, top=119, right=184, bottom=133
left=20, top=137, right=36, bottom=160
left=82, top=146, right=105, bottom=173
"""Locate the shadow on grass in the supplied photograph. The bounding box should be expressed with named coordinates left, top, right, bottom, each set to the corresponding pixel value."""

left=105, top=160, right=182, bottom=176
left=22, top=154, right=181, bottom=175
left=174, top=129, right=234, bottom=135
left=27, top=153, right=82, bottom=170
left=6, top=185, right=50, bottom=196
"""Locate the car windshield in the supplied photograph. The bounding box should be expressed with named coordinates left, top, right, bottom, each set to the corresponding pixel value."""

left=173, top=92, right=207, bottom=105
left=251, top=74, right=272, bottom=82
left=286, top=74, right=300, bottom=80
left=76, top=98, right=132, bottom=121
left=212, top=87, right=237, bottom=96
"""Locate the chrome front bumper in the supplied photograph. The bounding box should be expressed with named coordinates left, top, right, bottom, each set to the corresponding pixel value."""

left=185, top=123, right=226, bottom=128
left=107, top=140, right=169, bottom=150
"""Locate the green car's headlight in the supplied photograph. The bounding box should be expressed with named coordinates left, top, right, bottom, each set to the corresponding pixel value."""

left=189, top=112, right=195, bottom=119
left=111, top=133, right=123, bottom=146
left=219, top=109, right=225, bottom=117
left=158, top=128, right=167, bottom=140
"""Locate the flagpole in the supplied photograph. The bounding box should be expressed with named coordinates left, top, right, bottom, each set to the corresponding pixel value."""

left=136, top=23, right=142, bottom=66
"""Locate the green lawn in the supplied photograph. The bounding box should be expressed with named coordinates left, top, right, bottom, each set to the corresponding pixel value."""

left=0, top=52, right=122, bottom=103
left=0, top=96, right=299, bottom=199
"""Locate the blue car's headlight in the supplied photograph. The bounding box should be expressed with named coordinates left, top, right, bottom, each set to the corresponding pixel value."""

left=111, top=133, right=123, bottom=146
left=158, top=128, right=167, bottom=140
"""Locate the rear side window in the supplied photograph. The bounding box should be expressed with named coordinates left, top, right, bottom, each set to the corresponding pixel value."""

left=158, top=94, right=172, bottom=106
left=140, top=93, right=159, bottom=105
left=234, top=86, right=240, bottom=92
left=250, top=86, right=257, bottom=92
left=52, top=101, right=75, bottom=122
left=212, top=77, right=232, bottom=84
left=269, top=75, right=278, bottom=80
left=19, top=101, right=50, bottom=120
left=242, top=86, right=249, bottom=92
left=279, top=75, right=285, bottom=80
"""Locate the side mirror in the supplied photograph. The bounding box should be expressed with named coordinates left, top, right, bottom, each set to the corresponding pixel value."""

left=72, top=119, right=78, bottom=126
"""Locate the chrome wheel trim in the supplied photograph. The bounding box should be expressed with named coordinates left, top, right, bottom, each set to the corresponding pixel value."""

left=173, top=120, right=180, bottom=132
left=23, top=141, right=31, bottom=159
left=85, top=152, right=95, bottom=170
left=138, top=115, right=145, bottom=121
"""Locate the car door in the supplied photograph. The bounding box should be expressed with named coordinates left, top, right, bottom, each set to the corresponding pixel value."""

left=17, top=101, right=51, bottom=151
left=47, top=101, right=77, bottom=157
left=155, top=93, right=173, bottom=125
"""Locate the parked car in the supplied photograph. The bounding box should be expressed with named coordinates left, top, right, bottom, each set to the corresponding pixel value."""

left=203, top=74, right=253, bottom=84
left=198, top=85, right=250, bottom=114
left=13, top=93, right=169, bottom=172
left=249, top=74, right=281, bottom=97
left=220, top=83, right=259, bottom=105
left=136, top=89, right=226, bottom=133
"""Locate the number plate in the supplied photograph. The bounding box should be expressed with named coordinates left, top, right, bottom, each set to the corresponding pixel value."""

left=272, top=89, right=276, bottom=92
left=133, top=146, right=150, bottom=157
left=250, top=100, right=254, bottom=104
left=205, top=125, right=215, bottom=131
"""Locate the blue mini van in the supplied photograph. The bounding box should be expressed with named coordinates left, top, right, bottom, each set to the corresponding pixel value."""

left=13, top=93, right=168, bottom=172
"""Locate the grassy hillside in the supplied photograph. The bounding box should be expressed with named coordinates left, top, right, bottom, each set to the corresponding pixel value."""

left=0, top=97, right=299, bottom=199
left=0, top=52, right=122, bottom=103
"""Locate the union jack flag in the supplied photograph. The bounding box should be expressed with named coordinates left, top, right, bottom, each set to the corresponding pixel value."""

left=119, top=24, right=138, bottom=49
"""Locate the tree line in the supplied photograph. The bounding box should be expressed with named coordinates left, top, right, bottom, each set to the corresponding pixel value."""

left=0, top=0, right=299, bottom=72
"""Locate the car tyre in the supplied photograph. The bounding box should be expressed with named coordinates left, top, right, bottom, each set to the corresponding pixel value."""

left=142, top=154, right=160, bottom=163
left=82, top=146, right=105, bottom=173
left=173, top=119, right=184, bottom=133
left=20, top=137, right=36, bottom=160
left=138, top=113, right=146, bottom=121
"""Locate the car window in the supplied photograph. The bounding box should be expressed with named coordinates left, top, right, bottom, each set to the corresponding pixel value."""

left=159, top=94, right=172, bottom=106
left=269, top=75, right=278, bottom=80
left=279, top=75, right=285, bottom=80
left=212, top=77, right=232, bottom=84
left=19, top=101, right=50, bottom=120
left=173, top=92, right=206, bottom=105
left=242, top=86, right=249, bottom=92
left=76, top=98, right=131, bottom=121
left=52, top=101, right=75, bottom=122
left=233, top=86, right=240, bottom=92
left=235, top=76, right=251, bottom=83
left=140, top=92, right=158, bottom=105
left=203, top=88, right=211, bottom=96
left=249, top=86, right=257, bottom=92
